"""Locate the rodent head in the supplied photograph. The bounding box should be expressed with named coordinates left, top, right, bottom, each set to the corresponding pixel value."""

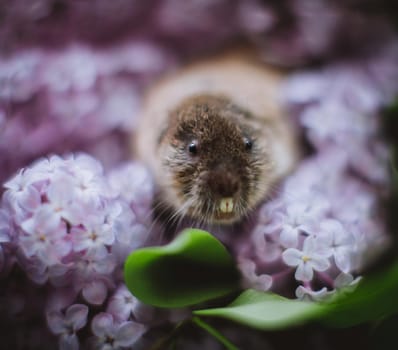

left=157, top=94, right=274, bottom=224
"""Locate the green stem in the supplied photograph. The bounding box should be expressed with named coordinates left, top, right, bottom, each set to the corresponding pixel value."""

left=192, top=316, right=240, bottom=350
left=148, top=320, right=188, bottom=350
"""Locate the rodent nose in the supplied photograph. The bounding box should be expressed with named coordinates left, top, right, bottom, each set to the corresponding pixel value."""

left=207, top=170, right=240, bottom=197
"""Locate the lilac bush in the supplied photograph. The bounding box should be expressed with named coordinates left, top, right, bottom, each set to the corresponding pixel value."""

left=0, top=154, right=155, bottom=348
left=237, top=42, right=398, bottom=300
left=0, top=43, right=174, bottom=184
left=0, top=0, right=397, bottom=349
left=2, top=154, right=148, bottom=293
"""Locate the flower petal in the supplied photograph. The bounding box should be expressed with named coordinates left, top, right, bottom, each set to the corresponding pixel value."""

left=280, top=225, right=299, bottom=248
left=334, top=249, right=352, bottom=273
left=115, top=322, right=146, bottom=347
left=60, top=334, right=79, bottom=350
left=310, top=256, right=330, bottom=272
left=91, top=313, right=114, bottom=337
left=83, top=280, right=108, bottom=305
left=65, top=304, right=89, bottom=331
left=282, top=248, right=302, bottom=266
left=295, top=262, right=313, bottom=281
left=47, top=311, right=66, bottom=334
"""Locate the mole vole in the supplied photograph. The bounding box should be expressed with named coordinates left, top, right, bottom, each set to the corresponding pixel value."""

left=134, top=51, right=298, bottom=225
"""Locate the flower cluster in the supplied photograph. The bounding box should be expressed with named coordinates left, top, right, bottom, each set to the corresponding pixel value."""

left=239, top=151, right=384, bottom=299
left=2, top=153, right=154, bottom=299
left=237, top=42, right=398, bottom=300
left=0, top=43, right=175, bottom=184
left=1, top=1, right=396, bottom=184
left=1, top=0, right=396, bottom=65
left=1, top=0, right=397, bottom=348
left=0, top=154, right=155, bottom=348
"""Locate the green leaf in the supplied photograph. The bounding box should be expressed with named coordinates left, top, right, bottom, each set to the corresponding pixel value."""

left=194, top=289, right=324, bottom=330
left=124, top=228, right=240, bottom=308
left=195, top=260, right=398, bottom=330
left=322, top=261, right=398, bottom=327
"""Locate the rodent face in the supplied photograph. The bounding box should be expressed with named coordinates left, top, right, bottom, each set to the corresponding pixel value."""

left=157, top=95, right=274, bottom=224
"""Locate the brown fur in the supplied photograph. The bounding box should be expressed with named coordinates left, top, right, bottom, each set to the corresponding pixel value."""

left=134, top=51, right=298, bottom=225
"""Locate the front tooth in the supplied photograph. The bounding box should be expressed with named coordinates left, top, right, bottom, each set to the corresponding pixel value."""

left=220, top=197, right=234, bottom=213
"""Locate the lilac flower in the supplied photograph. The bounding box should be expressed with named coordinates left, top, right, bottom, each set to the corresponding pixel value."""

left=72, top=222, right=115, bottom=257
left=19, top=216, right=70, bottom=265
left=283, top=237, right=331, bottom=282
left=239, top=259, right=273, bottom=291
left=90, top=313, right=145, bottom=350
left=24, top=257, right=70, bottom=286
left=1, top=154, right=153, bottom=304
left=316, top=220, right=355, bottom=273
left=238, top=42, right=393, bottom=298
left=107, top=285, right=140, bottom=322
left=71, top=251, right=116, bottom=304
left=3, top=169, right=42, bottom=214
left=295, top=286, right=330, bottom=302
left=334, top=273, right=362, bottom=291
left=283, top=44, right=398, bottom=186
left=82, top=280, right=110, bottom=306
left=0, top=0, right=396, bottom=347
left=47, top=304, right=89, bottom=350
left=250, top=226, right=283, bottom=263
left=42, top=46, right=98, bottom=93
left=0, top=42, right=172, bottom=185
left=108, top=163, right=153, bottom=206
left=266, top=201, right=324, bottom=248
left=0, top=49, right=42, bottom=102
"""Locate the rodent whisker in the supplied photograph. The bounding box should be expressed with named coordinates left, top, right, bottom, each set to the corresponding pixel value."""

left=145, top=202, right=172, bottom=244
left=167, top=195, right=196, bottom=227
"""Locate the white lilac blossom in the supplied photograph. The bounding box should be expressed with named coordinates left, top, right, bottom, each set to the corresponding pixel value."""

left=237, top=43, right=397, bottom=297
left=283, top=42, right=398, bottom=185
left=282, top=237, right=331, bottom=282
left=238, top=149, right=389, bottom=298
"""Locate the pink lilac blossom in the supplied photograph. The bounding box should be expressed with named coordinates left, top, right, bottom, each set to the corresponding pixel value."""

left=1, top=154, right=156, bottom=347
left=0, top=1, right=397, bottom=349
left=1, top=154, right=153, bottom=302
left=0, top=42, right=175, bottom=185
left=0, top=40, right=175, bottom=187
left=2, top=0, right=396, bottom=185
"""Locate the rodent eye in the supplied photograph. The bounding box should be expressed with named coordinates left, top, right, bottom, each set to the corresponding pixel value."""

left=188, top=141, right=198, bottom=155
left=244, top=138, right=253, bottom=151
